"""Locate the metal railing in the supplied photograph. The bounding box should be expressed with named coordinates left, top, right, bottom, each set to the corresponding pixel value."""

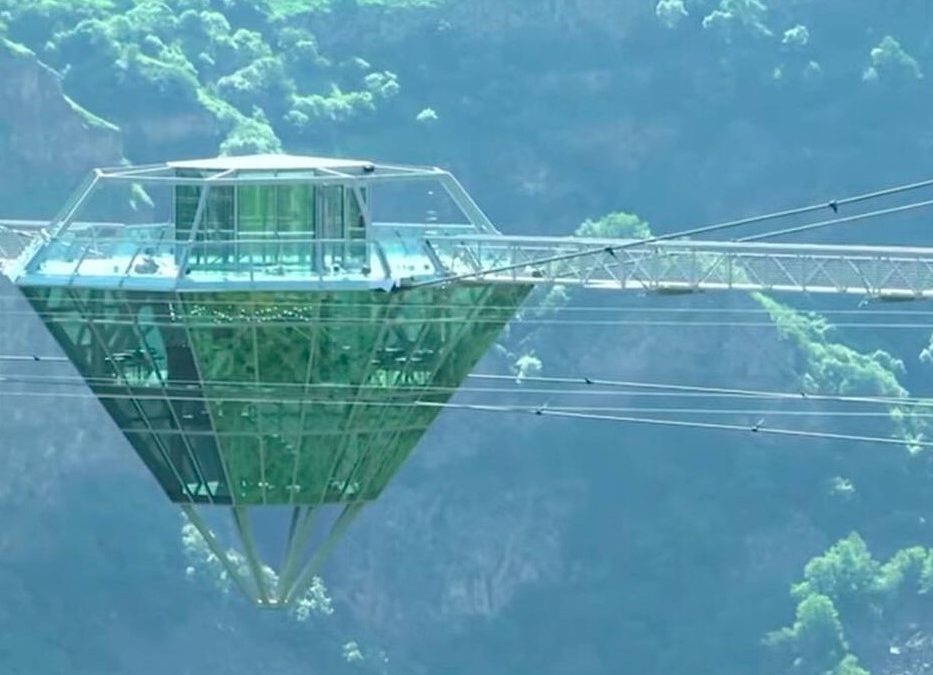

left=22, top=236, right=392, bottom=288
left=10, top=227, right=933, bottom=299
left=421, top=235, right=933, bottom=299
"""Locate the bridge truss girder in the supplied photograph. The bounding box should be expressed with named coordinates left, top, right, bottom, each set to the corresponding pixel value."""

left=418, top=235, right=933, bottom=300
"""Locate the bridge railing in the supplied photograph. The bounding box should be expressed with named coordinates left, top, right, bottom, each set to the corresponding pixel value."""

left=8, top=226, right=933, bottom=298
left=421, top=235, right=933, bottom=298
left=18, top=235, right=394, bottom=289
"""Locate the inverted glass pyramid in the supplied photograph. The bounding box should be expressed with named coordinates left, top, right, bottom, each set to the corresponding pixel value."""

left=10, top=154, right=531, bottom=605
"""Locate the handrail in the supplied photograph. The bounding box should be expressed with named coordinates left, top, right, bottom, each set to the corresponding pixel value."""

left=421, top=234, right=933, bottom=257
left=12, top=228, right=933, bottom=299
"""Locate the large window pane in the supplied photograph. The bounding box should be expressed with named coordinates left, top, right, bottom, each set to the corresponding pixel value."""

left=237, top=186, right=275, bottom=235
left=174, top=170, right=202, bottom=241
left=204, top=187, right=235, bottom=240
left=277, top=185, right=312, bottom=264
left=276, top=185, right=312, bottom=235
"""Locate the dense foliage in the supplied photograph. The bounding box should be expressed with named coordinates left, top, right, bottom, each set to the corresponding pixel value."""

left=0, top=0, right=412, bottom=159
left=4, top=1, right=933, bottom=674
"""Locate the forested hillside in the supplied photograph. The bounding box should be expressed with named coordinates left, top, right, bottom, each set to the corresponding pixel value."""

left=3, top=1, right=933, bottom=674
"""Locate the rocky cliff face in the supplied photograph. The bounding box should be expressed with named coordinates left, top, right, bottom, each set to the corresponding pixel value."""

left=0, top=39, right=124, bottom=217
left=312, top=0, right=648, bottom=48
left=445, top=0, right=649, bottom=39
left=0, top=37, right=131, bottom=553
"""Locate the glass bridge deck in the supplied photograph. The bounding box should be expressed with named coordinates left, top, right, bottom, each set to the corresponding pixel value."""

left=12, top=222, right=461, bottom=291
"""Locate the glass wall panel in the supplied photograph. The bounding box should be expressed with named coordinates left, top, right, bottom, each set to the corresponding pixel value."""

left=255, top=325, right=311, bottom=384
left=346, top=187, right=368, bottom=272
left=236, top=186, right=275, bottom=235
left=125, top=432, right=190, bottom=502
left=21, top=287, right=230, bottom=505
left=316, top=186, right=344, bottom=272
left=187, top=434, right=231, bottom=501
left=276, top=185, right=313, bottom=265
left=178, top=180, right=375, bottom=274
left=291, top=434, right=344, bottom=502
left=23, top=284, right=531, bottom=506
left=256, top=433, right=297, bottom=502
left=224, top=435, right=263, bottom=503
left=174, top=170, right=203, bottom=242
left=276, top=185, right=312, bottom=235
left=204, top=187, right=235, bottom=238
left=347, top=188, right=367, bottom=240
left=236, top=185, right=274, bottom=267
left=200, top=187, right=236, bottom=267
left=175, top=179, right=237, bottom=269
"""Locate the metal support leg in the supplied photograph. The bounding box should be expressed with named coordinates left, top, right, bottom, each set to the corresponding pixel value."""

left=277, top=506, right=318, bottom=600
left=231, top=506, right=272, bottom=605
left=283, top=503, right=364, bottom=605
left=181, top=504, right=257, bottom=604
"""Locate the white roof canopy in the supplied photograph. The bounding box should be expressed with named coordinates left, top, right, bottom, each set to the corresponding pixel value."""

left=166, top=154, right=374, bottom=172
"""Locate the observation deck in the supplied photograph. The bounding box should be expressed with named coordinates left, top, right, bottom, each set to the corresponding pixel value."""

left=5, top=154, right=933, bottom=299
left=0, top=155, right=532, bottom=607
left=5, top=154, right=497, bottom=292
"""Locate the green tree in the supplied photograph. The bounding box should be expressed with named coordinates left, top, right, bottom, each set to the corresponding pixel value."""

left=123, top=1, right=179, bottom=42
left=876, top=546, right=928, bottom=601
left=656, top=0, right=688, bottom=29
left=215, top=55, right=294, bottom=118
left=755, top=294, right=926, bottom=451
left=702, top=0, right=772, bottom=42
left=863, top=35, right=923, bottom=83
left=0, top=0, right=111, bottom=50
left=765, top=594, right=849, bottom=674
left=832, top=655, right=869, bottom=675
left=176, top=9, right=232, bottom=72
left=575, top=211, right=650, bottom=239
left=219, top=107, right=282, bottom=155
left=793, top=534, right=880, bottom=608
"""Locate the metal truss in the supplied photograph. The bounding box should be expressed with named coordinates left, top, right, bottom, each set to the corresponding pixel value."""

left=419, top=235, right=933, bottom=300
left=7, top=225, right=933, bottom=300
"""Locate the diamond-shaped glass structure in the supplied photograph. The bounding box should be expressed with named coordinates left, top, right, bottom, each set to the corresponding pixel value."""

left=7, top=155, right=531, bottom=606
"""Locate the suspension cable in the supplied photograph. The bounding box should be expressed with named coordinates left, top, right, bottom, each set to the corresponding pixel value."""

left=468, top=373, right=925, bottom=406
left=738, top=196, right=933, bottom=242
left=417, top=402, right=930, bottom=449
left=0, top=369, right=929, bottom=409
left=0, top=386, right=923, bottom=449
left=408, top=187, right=933, bottom=288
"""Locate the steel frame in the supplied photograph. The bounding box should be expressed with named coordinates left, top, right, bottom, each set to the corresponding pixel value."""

left=418, top=235, right=933, bottom=300
left=9, top=228, right=933, bottom=299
